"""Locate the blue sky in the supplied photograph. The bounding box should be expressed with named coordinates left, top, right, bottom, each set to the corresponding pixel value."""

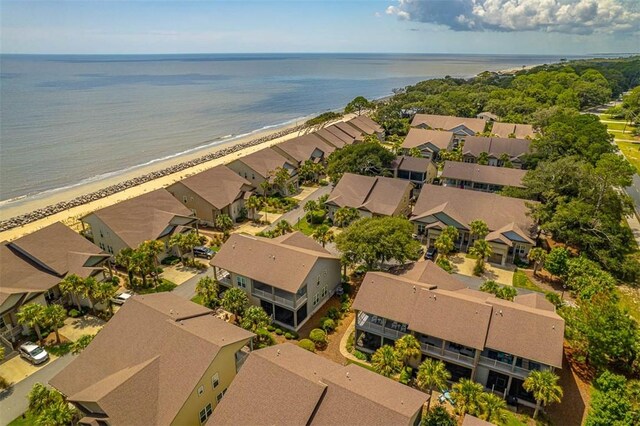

left=1, top=1, right=639, bottom=55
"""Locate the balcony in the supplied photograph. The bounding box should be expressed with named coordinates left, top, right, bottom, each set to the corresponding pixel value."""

left=356, top=313, right=407, bottom=340
left=251, top=285, right=306, bottom=309
left=420, top=342, right=475, bottom=367
left=479, top=356, right=530, bottom=377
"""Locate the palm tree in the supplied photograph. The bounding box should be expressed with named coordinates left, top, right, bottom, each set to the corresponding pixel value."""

left=169, top=233, right=186, bottom=261
left=468, top=219, right=489, bottom=250
left=434, top=233, right=454, bottom=259
left=304, top=199, right=319, bottom=213
left=408, top=147, right=423, bottom=158
left=59, top=274, right=85, bottom=311
left=195, top=276, right=219, bottom=308
left=469, top=239, right=492, bottom=274
left=71, top=334, right=95, bottom=354
left=312, top=225, right=334, bottom=248
left=523, top=370, right=563, bottom=419
left=477, top=392, right=508, bottom=424
left=451, top=378, right=483, bottom=418
left=245, top=195, right=262, bottom=222
left=272, top=167, right=291, bottom=195
left=477, top=152, right=490, bottom=165
left=17, top=303, right=46, bottom=344
left=92, top=281, right=117, bottom=315
left=528, top=247, right=547, bottom=276
left=43, top=305, right=67, bottom=344
left=240, top=306, right=271, bottom=332
left=274, top=220, right=293, bottom=237
left=115, top=248, right=137, bottom=287
left=28, top=383, right=60, bottom=415
left=221, top=288, right=249, bottom=320
left=183, top=231, right=203, bottom=259
left=394, top=335, right=421, bottom=368
left=333, top=207, right=359, bottom=228
left=35, top=398, right=78, bottom=426
left=215, top=214, right=234, bottom=234
left=371, top=345, right=402, bottom=378
left=79, top=276, right=98, bottom=312
left=139, top=240, right=166, bottom=285
left=416, top=358, right=451, bottom=411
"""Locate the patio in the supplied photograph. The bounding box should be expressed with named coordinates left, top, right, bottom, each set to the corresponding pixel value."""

left=59, top=315, right=105, bottom=342
left=449, top=254, right=515, bottom=286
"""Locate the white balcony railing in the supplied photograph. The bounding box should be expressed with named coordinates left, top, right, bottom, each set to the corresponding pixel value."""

left=479, top=356, right=530, bottom=377
left=358, top=320, right=407, bottom=340
left=420, top=343, right=475, bottom=367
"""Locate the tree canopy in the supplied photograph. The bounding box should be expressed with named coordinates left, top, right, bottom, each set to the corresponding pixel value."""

left=326, top=141, right=395, bottom=183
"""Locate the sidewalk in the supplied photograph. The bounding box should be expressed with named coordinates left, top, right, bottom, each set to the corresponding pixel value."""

left=338, top=319, right=367, bottom=363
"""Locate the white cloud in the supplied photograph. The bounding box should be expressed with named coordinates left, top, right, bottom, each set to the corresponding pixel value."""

left=385, top=0, right=640, bottom=34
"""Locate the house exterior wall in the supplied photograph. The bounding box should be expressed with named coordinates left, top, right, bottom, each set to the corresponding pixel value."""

left=226, top=161, right=265, bottom=192
left=392, top=184, right=413, bottom=217
left=82, top=215, right=130, bottom=255
left=171, top=340, right=250, bottom=426
left=167, top=182, right=245, bottom=225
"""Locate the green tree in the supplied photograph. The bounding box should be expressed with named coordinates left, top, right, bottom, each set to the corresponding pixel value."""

left=345, top=96, right=373, bottom=116
left=371, top=345, right=402, bottom=378
left=335, top=217, right=421, bottom=270
left=28, top=383, right=62, bottom=417
left=544, top=247, right=569, bottom=279
left=312, top=225, right=334, bottom=248
left=333, top=206, right=360, bottom=228
left=71, top=334, right=95, bottom=354
left=499, top=153, right=513, bottom=168
left=469, top=239, right=492, bottom=275
left=451, top=378, right=483, bottom=418
left=273, top=219, right=293, bottom=237
left=477, top=152, right=490, bottom=165
left=422, top=405, right=456, bottom=426
left=272, top=167, right=293, bottom=195
left=59, top=274, right=85, bottom=312
left=245, top=195, right=263, bottom=222
left=408, top=147, right=422, bottom=158
left=221, top=288, right=249, bottom=320
left=17, top=303, right=46, bottom=344
left=495, top=286, right=518, bottom=301
left=92, top=281, right=117, bottom=315
left=477, top=392, right=508, bottom=424
left=138, top=240, right=165, bottom=286
left=298, top=160, right=324, bottom=184
left=43, top=305, right=67, bottom=344
left=523, top=370, right=563, bottom=419
left=195, top=276, right=220, bottom=308
left=434, top=233, right=455, bottom=259
left=528, top=247, right=547, bottom=276
left=394, top=334, right=421, bottom=368
left=326, top=142, right=395, bottom=183
left=35, top=398, right=77, bottom=426
left=215, top=213, right=234, bottom=235
left=115, top=248, right=138, bottom=287
left=240, top=306, right=271, bottom=333
left=586, top=370, right=640, bottom=426
left=469, top=219, right=489, bottom=240
left=416, top=358, right=451, bottom=411
left=387, top=134, right=405, bottom=154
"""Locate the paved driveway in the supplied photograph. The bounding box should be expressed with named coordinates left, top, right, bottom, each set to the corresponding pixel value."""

left=59, top=315, right=105, bottom=342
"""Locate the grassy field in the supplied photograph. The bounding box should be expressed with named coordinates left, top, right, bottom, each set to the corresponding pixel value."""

left=604, top=121, right=636, bottom=132
left=512, top=270, right=545, bottom=293
left=137, top=279, right=177, bottom=294
left=293, top=216, right=320, bottom=236
left=617, top=286, right=640, bottom=323
left=615, top=140, right=640, bottom=174
left=8, top=411, right=36, bottom=426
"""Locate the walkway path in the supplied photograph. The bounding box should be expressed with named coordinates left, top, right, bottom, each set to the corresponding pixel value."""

left=0, top=354, right=76, bottom=426
left=171, top=266, right=215, bottom=301
left=338, top=320, right=362, bottom=363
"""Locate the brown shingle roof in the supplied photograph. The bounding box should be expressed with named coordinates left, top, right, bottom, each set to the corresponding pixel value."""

left=327, top=173, right=412, bottom=216
left=401, top=261, right=467, bottom=291
left=334, top=122, right=363, bottom=140
left=463, top=414, right=497, bottom=426
left=412, top=185, right=536, bottom=239
left=232, top=147, right=297, bottom=179
left=346, top=116, right=384, bottom=135
left=491, top=122, right=535, bottom=139
left=462, top=136, right=531, bottom=159
left=441, top=161, right=527, bottom=188
left=210, top=232, right=339, bottom=293
left=411, top=114, right=486, bottom=135
left=315, top=127, right=348, bottom=149
left=50, top=293, right=253, bottom=426
left=84, top=189, right=195, bottom=248
left=324, top=124, right=357, bottom=145
left=402, top=128, right=455, bottom=150
left=210, top=343, right=428, bottom=426
left=168, top=165, right=251, bottom=210
left=514, top=293, right=555, bottom=312
left=275, top=134, right=335, bottom=163
left=392, top=156, right=432, bottom=173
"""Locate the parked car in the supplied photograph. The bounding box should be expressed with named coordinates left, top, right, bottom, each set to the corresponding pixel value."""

left=425, top=246, right=438, bottom=260
left=19, top=342, right=49, bottom=365
left=111, top=290, right=134, bottom=305
left=193, top=246, right=215, bottom=259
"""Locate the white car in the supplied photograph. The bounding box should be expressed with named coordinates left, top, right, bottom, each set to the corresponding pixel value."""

left=111, top=291, right=134, bottom=305
left=19, top=342, right=49, bottom=365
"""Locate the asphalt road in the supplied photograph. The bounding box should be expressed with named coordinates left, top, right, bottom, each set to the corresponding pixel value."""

left=0, top=354, right=76, bottom=426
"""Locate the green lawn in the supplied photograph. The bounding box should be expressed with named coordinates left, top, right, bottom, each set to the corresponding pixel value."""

left=191, top=294, right=204, bottom=306
left=503, top=412, right=530, bottom=426
left=137, top=279, right=177, bottom=294
left=346, top=359, right=376, bottom=372
left=512, top=270, right=545, bottom=293
left=617, top=286, right=640, bottom=323
left=615, top=140, right=640, bottom=174
left=293, top=216, right=319, bottom=236
left=8, top=411, right=36, bottom=426
left=605, top=121, right=636, bottom=132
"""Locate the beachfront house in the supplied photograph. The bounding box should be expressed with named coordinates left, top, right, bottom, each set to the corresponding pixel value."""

left=167, top=165, right=253, bottom=226
left=316, top=123, right=359, bottom=147
left=50, top=293, right=254, bottom=426
left=0, top=222, right=109, bottom=349
left=461, top=136, right=531, bottom=169
left=400, top=128, right=455, bottom=161
left=352, top=262, right=564, bottom=409
left=271, top=134, right=335, bottom=165
left=226, top=147, right=299, bottom=196
left=325, top=173, right=413, bottom=220
left=490, top=122, right=536, bottom=139
left=411, top=114, right=487, bottom=144
left=210, top=232, right=341, bottom=331
left=81, top=189, right=197, bottom=257
left=332, top=122, right=364, bottom=143
left=411, top=185, right=537, bottom=265
left=391, top=156, right=436, bottom=191
left=210, top=343, right=429, bottom=426
left=346, top=115, right=385, bottom=141
left=441, top=161, right=527, bottom=193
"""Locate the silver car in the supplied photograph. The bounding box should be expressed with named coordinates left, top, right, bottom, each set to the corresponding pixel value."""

left=19, top=342, right=49, bottom=365
left=111, top=290, right=134, bottom=305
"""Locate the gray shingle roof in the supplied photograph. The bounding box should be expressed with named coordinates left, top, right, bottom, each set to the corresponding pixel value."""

left=441, top=161, right=526, bottom=188
left=327, top=173, right=412, bottom=216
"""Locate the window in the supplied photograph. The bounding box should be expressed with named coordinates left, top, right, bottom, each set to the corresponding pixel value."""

left=313, top=293, right=320, bottom=307
left=321, top=285, right=328, bottom=299
left=316, top=276, right=321, bottom=286
left=252, top=174, right=255, bottom=180
left=197, top=385, right=204, bottom=396
left=0, top=316, right=6, bottom=331
left=199, top=403, right=212, bottom=424
left=183, top=196, right=188, bottom=203
left=236, top=276, right=248, bottom=288
left=216, top=389, right=227, bottom=403
left=212, top=373, right=219, bottom=389
left=99, top=230, right=104, bottom=238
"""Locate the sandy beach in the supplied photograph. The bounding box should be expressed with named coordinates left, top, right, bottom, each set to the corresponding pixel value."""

left=0, top=116, right=344, bottom=242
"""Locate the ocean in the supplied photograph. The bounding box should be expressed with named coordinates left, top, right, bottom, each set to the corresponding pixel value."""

left=0, top=53, right=567, bottom=207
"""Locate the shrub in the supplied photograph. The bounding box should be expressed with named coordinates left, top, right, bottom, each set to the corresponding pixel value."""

left=307, top=210, right=326, bottom=225
left=309, top=328, right=327, bottom=348
left=298, top=339, right=316, bottom=352
left=255, top=328, right=276, bottom=349
left=267, top=325, right=275, bottom=332
left=284, top=332, right=294, bottom=340
left=161, top=255, right=180, bottom=265
left=319, top=179, right=329, bottom=186
left=321, top=318, right=336, bottom=333
left=326, top=307, right=341, bottom=320
left=110, top=275, right=121, bottom=285
left=399, top=367, right=413, bottom=385
left=353, top=350, right=367, bottom=361
left=0, top=375, right=9, bottom=391
left=275, top=328, right=283, bottom=335
left=436, top=257, right=453, bottom=273
left=346, top=330, right=354, bottom=353
left=69, top=309, right=81, bottom=318
left=473, top=261, right=485, bottom=276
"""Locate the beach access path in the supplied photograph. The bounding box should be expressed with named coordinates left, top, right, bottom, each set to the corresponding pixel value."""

left=0, top=114, right=356, bottom=242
